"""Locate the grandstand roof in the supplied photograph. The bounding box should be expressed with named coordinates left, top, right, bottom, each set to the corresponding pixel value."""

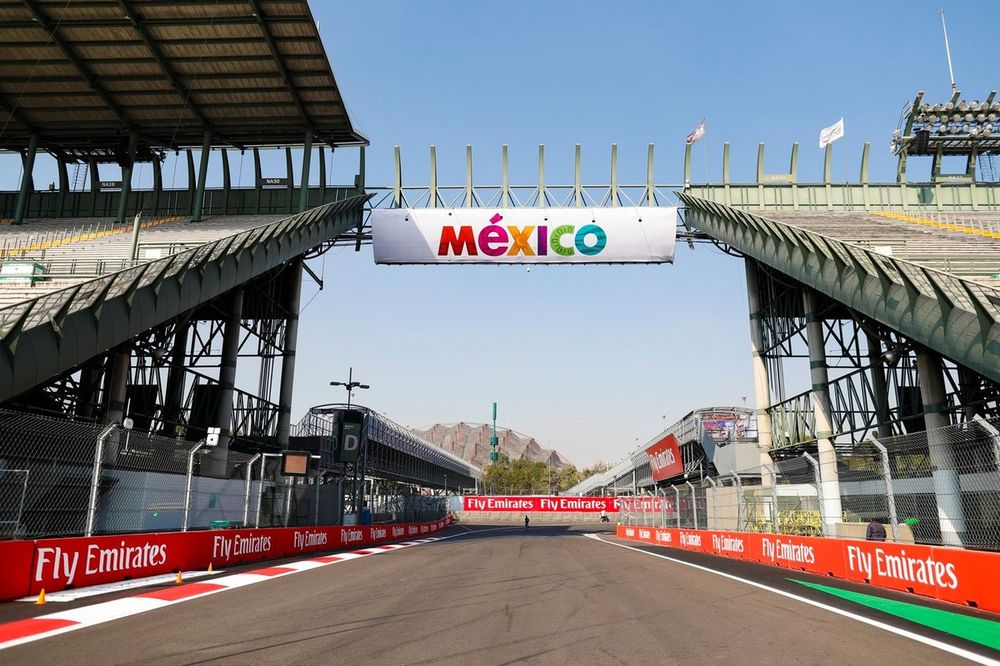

left=0, top=0, right=366, bottom=161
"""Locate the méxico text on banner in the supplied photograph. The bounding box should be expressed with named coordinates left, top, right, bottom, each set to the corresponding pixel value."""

left=371, top=207, right=677, bottom=264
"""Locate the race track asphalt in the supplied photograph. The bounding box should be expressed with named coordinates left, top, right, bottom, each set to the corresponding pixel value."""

left=1, top=523, right=997, bottom=665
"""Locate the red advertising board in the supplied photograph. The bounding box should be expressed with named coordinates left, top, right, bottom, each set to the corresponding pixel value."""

left=0, top=517, right=452, bottom=600
left=615, top=525, right=1000, bottom=614
left=0, top=540, right=34, bottom=600
left=462, top=496, right=671, bottom=512
left=645, top=434, right=683, bottom=481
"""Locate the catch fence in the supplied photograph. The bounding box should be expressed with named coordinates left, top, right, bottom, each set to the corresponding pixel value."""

left=617, top=416, right=1000, bottom=550
left=0, top=409, right=445, bottom=539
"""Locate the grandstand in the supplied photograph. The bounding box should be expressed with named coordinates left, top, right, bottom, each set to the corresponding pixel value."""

left=0, top=0, right=476, bottom=538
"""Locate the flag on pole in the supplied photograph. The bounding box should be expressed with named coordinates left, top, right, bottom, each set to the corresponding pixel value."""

left=819, top=118, right=845, bottom=148
left=686, top=119, right=706, bottom=145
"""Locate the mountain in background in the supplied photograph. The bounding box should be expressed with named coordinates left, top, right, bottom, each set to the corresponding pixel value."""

left=411, top=423, right=574, bottom=470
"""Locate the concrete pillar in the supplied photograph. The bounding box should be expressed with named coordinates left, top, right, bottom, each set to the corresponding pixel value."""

left=103, top=347, right=131, bottom=465
left=75, top=356, right=106, bottom=419
left=745, top=259, right=776, bottom=480
left=206, top=289, right=243, bottom=476
left=958, top=366, right=984, bottom=420
left=13, top=133, right=39, bottom=225
left=161, top=323, right=190, bottom=435
left=191, top=131, right=212, bottom=222
left=115, top=131, right=139, bottom=224
left=866, top=330, right=892, bottom=439
left=803, top=288, right=843, bottom=535
left=916, top=346, right=966, bottom=546
left=275, top=260, right=304, bottom=448
left=298, top=131, right=313, bottom=213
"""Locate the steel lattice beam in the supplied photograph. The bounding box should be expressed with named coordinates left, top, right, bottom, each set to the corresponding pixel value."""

left=679, top=193, right=1000, bottom=386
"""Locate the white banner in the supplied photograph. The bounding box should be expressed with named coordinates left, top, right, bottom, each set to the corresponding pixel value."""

left=372, top=207, right=677, bottom=264
left=819, top=117, right=845, bottom=148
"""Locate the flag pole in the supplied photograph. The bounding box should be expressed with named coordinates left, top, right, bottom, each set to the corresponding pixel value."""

left=940, top=9, right=957, bottom=92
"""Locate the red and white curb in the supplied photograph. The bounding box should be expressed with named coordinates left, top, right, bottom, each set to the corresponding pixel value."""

left=0, top=537, right=444, bottom=650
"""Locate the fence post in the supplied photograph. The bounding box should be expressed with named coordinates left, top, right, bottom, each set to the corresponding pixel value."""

left=182, top=439, right=207, bottom=532
left=685, top=481, right=698, bottom=529
left=731, top=474, right=743, bottom=531
left=871, top=438, right=899, bottom=542
left=243, top=453, right=261, bottom=527
left=974, top=415, right=1000, bottom=471
left=769, top=464, right=780, bottom=534
left=705, top=477, right=718, bottom=529
left=86, top=423, right=118, bottom=537
left=673, top=485, right=681, bottom=528
left=283, top=477, right=293, bottom=527
left=802, top=452, right=825, bottom=536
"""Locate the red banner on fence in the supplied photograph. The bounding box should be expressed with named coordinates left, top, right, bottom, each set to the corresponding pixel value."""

left=462, top=496, right=671, bottom=513
left=0, top=517, right=452, bottom=600
left=616, top=525, right=1000, bottom=614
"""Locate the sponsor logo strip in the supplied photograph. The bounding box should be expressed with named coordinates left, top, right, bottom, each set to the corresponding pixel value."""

left=613, top=525, right=1000, bottom=614
left=590, top=534, right=1000, bottom=666
left=0, top=537, right=446, bottom=651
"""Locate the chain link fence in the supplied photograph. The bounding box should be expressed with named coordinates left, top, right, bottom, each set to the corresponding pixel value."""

left=616, top=416, right=1000, bottom=551
left=0, top=409, right=447, bottom=539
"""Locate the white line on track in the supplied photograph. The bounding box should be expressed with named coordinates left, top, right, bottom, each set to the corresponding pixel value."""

left=15, top=570, right=221, bottom=603
left=586, top=534, right=1000, bottom=666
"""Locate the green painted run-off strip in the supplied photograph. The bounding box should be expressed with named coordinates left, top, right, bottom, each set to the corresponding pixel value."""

left=793, top=579, right=1000, bottom=652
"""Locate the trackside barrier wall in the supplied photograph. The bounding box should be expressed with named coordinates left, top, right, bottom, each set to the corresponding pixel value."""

left=616, top=525, right=1000, bottom=614
left=0, top=517, right=452, bottom=601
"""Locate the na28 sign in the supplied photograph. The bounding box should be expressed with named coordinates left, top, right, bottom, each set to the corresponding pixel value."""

left=371, top=207, right=677, bottom=264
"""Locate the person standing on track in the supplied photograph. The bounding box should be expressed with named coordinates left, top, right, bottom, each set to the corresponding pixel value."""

left=524, top=515, right=530, bottom=531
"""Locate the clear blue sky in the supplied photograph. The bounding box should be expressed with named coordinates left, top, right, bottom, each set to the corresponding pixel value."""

left=288, top=1, right=999, bottom=468
left=3, top=2, right=996, bottom=469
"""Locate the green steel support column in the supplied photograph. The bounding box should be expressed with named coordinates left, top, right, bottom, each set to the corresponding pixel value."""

left=866, top=330, right=892, bottom=439
left=722, top=142, right=731, bottom=206
left=298, top=131, right=313, bottom=213
left=357, top=145, right=365, bottom=192
left=186, top=149, right=196, bottom=195
left=285, top=146, right=294, bottom=213
left=683, top=142, right=692, bottom=187
left=88, top=158, right=99, bottom=217
left=253, top=148, right=262, bottom=213
left=803, top=288, right=843, bottom=536
left=916, top=346, right=966, bottom=546
left=221, top=148, right=232, bottom=215
left=57, top=156, right=69, bottom=217
left=318, top=146, right=327, bottom=201
left=13, top=133, right=39, bottom=225
left=860, top=142, right=871, bottom=210
left=115, top=131, right=139, bottom=224
left=152, top=158, right=163, bottom=216
left=191, top=132, right=212, bottom=222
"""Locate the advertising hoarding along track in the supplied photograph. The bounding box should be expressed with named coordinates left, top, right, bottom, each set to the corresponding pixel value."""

left=616, top=525, right=1000, bottom=615
left=372, top=207, right=677, bottom=264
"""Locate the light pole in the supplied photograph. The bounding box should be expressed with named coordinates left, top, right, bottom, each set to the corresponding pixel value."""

left=330, top=367, right=369, bottom=407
